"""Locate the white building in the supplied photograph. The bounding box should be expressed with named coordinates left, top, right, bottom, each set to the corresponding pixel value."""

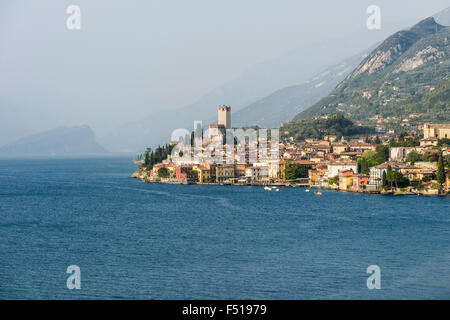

left=325, top=161, right=358, bottom=179
left=390, top=147, right=414, bottom=161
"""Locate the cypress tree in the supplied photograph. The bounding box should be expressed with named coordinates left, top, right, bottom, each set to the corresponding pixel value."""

left=437, top=153, right=445, bottom=185
left=387, top=165, right=393, bottom=189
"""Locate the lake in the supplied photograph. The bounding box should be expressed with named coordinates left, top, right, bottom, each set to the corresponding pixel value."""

left=0, top=157, right=448, bottom=299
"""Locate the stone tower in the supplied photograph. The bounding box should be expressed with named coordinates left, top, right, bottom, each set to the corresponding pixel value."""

left=218, top=105, right=231, bottom=129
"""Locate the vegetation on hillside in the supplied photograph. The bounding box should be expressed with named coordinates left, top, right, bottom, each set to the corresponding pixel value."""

left=294, top=18, right=450, bottom=123
left=281, top=113, right=373, bottom=142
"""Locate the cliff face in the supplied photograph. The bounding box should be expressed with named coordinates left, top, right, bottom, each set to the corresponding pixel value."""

left=0, top=125, right=107, bottom=157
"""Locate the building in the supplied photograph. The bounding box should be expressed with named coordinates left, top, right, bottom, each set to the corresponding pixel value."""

left=218, top=105, right=231, bottom=129
left=332, top=144, right=349, bottom=154
left=176, top=166, right=198, bottom=183
left=369, top=162, right=405, bottom=186
left=390, top=147, right=414, bottom=161
left=352, top=174, right=370, bottom=191
left=216, top=164, right=235, bottom=183
left=208, top=105, right=231, bottom=141
left=267, top=160, right=280, bottom=179
left=339, top=170, right=355, bottom=191
left=192, top=164, right=213, bottom=183
left=325, top=160, right=358, bottom=179
left=399, top=166, right=434, bottom=182
left=420, top=137, right=439, bottom=147
left=245, top=165, right=269, bottom=182
left=208, top=124, right=226, bottom=139
left=423, top=123, right=450, bottom=139
left=308, top=164, right=328, bottom=186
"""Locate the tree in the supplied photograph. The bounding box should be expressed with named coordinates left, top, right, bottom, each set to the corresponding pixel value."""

left=382, top=171, right=387, bottom=187
left=437, top=152, right=445, bottom=186
left=406, top=150, right=421, bottom=164
left=328, top=175, right=339, bottom=186
left=375, top=145, right=389, bottom=162
left=437, top=138, right=450, bottom=147
left=387, top=165, right=393, bottom=189
left=390, top=171, right=410, bottom=188
left=144, top=148, right=151, bottom=168
left=359, top=158, right=369, bottom=174
left=158, top=167, right=170, bottom=178
left=285, top=164, right=309, bottom=180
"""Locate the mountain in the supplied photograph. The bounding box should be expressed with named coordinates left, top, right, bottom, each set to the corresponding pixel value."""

left=0, top=125, right=107, bottom=157
left=434, top=6, right=450, bottom=26
left=294, top=16, right=450, bottom=122
left=99, top=24, right=413, bottom=153
left=281, top=113, right=373, bottom=142
left=231, top=47, right=374, bottom=128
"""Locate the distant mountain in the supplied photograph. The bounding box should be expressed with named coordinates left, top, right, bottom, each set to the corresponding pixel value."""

left=232, top=47, right=374, bottom=128
left=0, top=125, right=107, bottom=157
left=99, top=24, right=412, bottom=153
left=434, top=6, right=450, bottom=26
left=294, top=15, right=450, bottom=122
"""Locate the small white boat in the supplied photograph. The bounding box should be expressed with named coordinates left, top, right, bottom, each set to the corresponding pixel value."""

left=264, top=186, right=272, bottom=191
left=275, top=189, right=280, bottom=192
left=305, top=189, right=310, bottom=192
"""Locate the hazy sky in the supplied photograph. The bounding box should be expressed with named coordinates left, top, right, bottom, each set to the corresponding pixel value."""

left=0, top=0, right=448, bottom=145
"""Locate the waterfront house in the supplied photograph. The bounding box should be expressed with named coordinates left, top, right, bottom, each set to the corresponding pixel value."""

left=339, top=170, right=355, bottom=191
left=176, top=166, right=198, bottom=183
left=325, top=160, right=358, bottom=180
left=245, top=165, right=269, bottom=182
left=216, top=164, right=235, bottom=183
left=369, top=162, right=406, bottom=186
left=352, top=174, right=370, bottom=191
left=192, top=164, right=212, bottom=184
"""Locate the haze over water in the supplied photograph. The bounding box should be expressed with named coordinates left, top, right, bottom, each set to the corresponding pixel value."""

left=0, top=157, right=448, bottom=299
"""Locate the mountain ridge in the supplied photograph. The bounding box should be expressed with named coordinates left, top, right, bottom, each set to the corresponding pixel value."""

left=0, top=125, right=107, bottom=157
left=294, top=16, right=450, bottom=122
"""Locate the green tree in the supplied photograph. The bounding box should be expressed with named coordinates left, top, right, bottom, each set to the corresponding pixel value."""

left=158, top=167, right=170, bottom=178
left=437, top=138, right=450, bottom=147
left=359, top=158, right=369, bottom=174
left=437, top=152, right=445, bottom=186
left=328, top=175, right=339, bottom=186
left=387, top=165, right=393, bottom=189
left=375, top=145, right=389, bottom=162
left=144, top=148, right=151, bottom=168
left=382, top=171, right=387, bottom=187
left=406, top=150, right=421, bottom=164
left=285, top=164, right=309, bottom=180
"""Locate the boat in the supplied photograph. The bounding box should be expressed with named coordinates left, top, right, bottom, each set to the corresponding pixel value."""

left=305, top=189, right=310, bottom=192
left=264, top=186, right=272, bottom=191
left=314, top=192, right=322, bottom=196
left=275, top=189, right=280, bottom=192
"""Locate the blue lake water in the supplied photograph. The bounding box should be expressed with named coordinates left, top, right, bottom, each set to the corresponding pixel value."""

left=0, top=157, right=449, bottom=299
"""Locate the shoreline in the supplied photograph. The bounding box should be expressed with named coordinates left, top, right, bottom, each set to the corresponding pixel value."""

left=131, top=169, right=448, bottom=196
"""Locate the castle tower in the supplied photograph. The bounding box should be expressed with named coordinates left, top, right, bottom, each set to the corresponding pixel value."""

left=218, top=105, right=231, bottom=129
